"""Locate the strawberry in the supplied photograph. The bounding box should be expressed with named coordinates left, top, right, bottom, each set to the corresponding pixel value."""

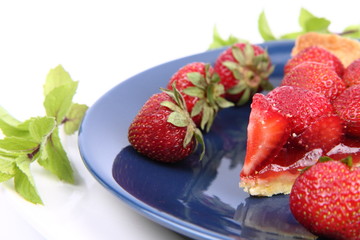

left=333, top=85, right=360, bottom=137
left=297, top=114, right=344, bottom=152
left=281, top=61, right=346, bottom=101
left=167, top=62, right=233, bottom=131
left=342, top=58, right=360, bottom=87
left=267, top=86, right=336, bottom=135
left=214, top=42, right=274, bottom=105
left=284, top=46, right=345, bottom=77
left=267, top=86, right=344, bottom=151
left=241, top=93, right=291, bottom=176
left=128, top=87, right=204, bottom=163
left=289, top=157, right=360, bottom=240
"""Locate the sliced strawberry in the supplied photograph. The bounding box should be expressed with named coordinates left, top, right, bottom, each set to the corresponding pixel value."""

left=241, top=93, right=291, bottom=176
left=296, top=114, right=344, bottom=152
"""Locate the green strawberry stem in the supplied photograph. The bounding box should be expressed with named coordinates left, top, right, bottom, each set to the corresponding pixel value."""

left=183, top=64, right=234, bottom=132
left=161, top=86, right=206, bottom=160
left=225, top=43, right=274, bottom=105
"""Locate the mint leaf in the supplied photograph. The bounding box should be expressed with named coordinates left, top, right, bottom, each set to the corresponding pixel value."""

left=0, top=172, right=13, bottom=182
left=44, top=65, right=74, bottom=96
left=28, top=116, right=56, bottom=143
left=304, top=17, right=331, bottom=33
left=43, top=65, right=79, bottom=124
left=298, top=8, right=315, bottom=30
left=43, top=81, right=78, bottom=124
left=258, top=11, right=277, bottom=41
left=208, top=26, right=246, bottom=49
left=0, top=106, right=29, bottom=138
left=0, top=65, right=87, bottom=204
left=279, top=31, right=304, bottom=40
left=0, top=156, right=16, bottom=180
left=342, top=25, right=360, bottom=38
left=63, top=103, right=88, bottom=135
left=0, top=137, right=38, bottom=156
left=14, top=155, right=43, bottom=204
left=38, top=128, right=74, bottom=183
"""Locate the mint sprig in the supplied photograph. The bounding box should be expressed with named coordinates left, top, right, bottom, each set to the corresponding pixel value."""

left=0, top=65, right=88, bottom=204
left=209, top=8, right=360, bottom=49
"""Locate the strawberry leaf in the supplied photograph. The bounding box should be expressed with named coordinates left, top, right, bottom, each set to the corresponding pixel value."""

left=187, top=72, right=206, bottom=88
left=160, top=100, right=181, bottom=112
left=183, top=125, right=195, bottom=148
left=216, top=97, right=234, bottom=108
left=183, top=86, right=205, bottom=98
left=167, top=112, right=189, bottom=127
left=237, top=88, right=251, bottom=106
left=191, top=99, right=205, bottom=118
left=194, top=128, right=205, bottom=160
left=340, top=156, right=353, bottom=167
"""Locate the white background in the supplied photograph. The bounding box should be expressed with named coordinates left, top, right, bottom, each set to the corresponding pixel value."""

left=0, top=1, right=359, bottom=239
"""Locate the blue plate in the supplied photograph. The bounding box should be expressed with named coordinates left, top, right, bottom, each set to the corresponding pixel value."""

left=78, top=40, right=314, bottom=239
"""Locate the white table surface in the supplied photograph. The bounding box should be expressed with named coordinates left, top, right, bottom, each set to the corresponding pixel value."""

left=0, top=1, right=358, bottom=239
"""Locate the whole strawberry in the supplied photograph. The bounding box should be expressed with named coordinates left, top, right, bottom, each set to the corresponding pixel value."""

left=289, top=157, right=360, bottom=240
left=333, top=85, right=360, bottom=137
left=128, top=87, right=204, bottom=163
left=267, top=86, right=344, bottom=151
left=214, top=42, right=274, bottom=105
left=167, top=62, right=233, bottom=132
left=284, top=46, right=345, bottom=77
left=342, top=59, right=360, bottom=87
left=267, top=86, right=336, bottom=133
left=281, top=62, right=346, bottom=101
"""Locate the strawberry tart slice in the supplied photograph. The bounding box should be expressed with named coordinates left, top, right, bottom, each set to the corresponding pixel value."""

left=239, top=85, right=358, bottom=196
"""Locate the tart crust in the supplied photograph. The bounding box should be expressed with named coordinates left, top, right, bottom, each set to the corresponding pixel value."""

left=291, top=32, right=360, bottom=67
left=240, top=171, right=299, bottom=197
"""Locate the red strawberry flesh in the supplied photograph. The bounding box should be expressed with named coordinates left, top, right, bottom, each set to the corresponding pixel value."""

left=241, top=93, right=290, bottom=176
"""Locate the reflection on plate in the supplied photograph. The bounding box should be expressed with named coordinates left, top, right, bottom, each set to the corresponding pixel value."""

left=78, top=40, right=315, bottom=239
